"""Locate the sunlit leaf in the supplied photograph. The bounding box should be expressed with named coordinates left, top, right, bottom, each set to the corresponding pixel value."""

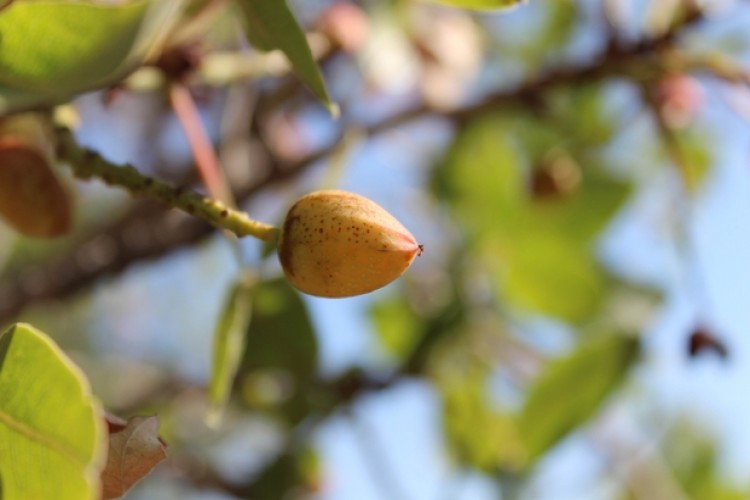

left=208, top=275, right=255, bottom=421
left=518, top=334, right=639, bottom=461
left=0, top=0, right=178, bottom=113
left=101, top=415, right=167, bottom=499
left=433, top=116, right=525, bottom=239
left=670, top=126, right=714, bottom=192
left=424, top=0, right=527, bottom=11
left=526, top=169, right=631, bottom=243
left=436, top=112, right=631, bottom=322
left=0, top=323, right=106, bottom=499
left=441, top=365, right=525, bottom=471
left=234, top=0, right=337, bottom=114
left=489, top=230, right=605, bottom=322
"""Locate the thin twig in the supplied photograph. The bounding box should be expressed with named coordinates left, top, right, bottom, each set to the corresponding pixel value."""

left=56, top=127, right=278, bottom=242
left=169, top=83, right=235, bottom=206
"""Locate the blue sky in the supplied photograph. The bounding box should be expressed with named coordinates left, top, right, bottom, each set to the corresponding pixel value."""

left=51, top=3, right=750, bottom=498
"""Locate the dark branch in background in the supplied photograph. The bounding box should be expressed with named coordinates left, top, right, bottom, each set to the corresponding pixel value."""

left=0, top=4, right=707, bottom=324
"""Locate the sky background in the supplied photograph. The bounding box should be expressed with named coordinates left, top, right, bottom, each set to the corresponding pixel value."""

left=9, top=1, right=750, bottom=499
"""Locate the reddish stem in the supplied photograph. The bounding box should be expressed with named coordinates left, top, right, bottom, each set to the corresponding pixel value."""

left=169, top=83, right=234, bottom=205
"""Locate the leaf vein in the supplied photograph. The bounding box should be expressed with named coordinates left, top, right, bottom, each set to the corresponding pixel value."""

left=0, top=407, right=89, bottom=465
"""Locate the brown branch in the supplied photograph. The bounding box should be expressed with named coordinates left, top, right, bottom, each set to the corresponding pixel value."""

left=0, top=5, right=707, bottom=323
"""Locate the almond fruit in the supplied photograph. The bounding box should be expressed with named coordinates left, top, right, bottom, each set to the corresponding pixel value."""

left=0, top=115, right=71, bottom=237
left=278, top=190, right=421, bottom=298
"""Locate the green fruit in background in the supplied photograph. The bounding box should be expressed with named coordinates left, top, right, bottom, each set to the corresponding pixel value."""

left=278, top=190, right=422, bottom=298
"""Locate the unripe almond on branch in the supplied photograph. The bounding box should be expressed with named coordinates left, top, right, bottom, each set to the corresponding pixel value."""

left=278, top=190, right=422, bottom=298
left=0, top=114, right=71, bottom=237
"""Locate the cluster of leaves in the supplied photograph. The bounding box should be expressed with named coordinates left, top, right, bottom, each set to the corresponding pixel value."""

left=1, top=0, right=748, bottom=499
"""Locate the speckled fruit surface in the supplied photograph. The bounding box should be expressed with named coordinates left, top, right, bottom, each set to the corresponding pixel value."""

left=278, top=190, right=421, bottom=298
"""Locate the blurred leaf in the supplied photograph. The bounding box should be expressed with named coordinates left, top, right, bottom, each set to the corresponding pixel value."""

left=371, top=296, right=422, bottom=360
left=234, top=0, right=337, bottom=114
left=588, top=276, right=663, bottom=334
left=208, top=275, right=255, bottom=420
left=436, top=113, right=631, bottom=322
left=0, top=323, right=105, bottom=499
left=433, top=116, right=525, bottom=239
left=0, top=1, right=171, bottom=113
left=487, top=0, right=577, bottom=67
left=426, top=0, right=527, bottom=11
left=240, top=278, right=318, bottom=423
left=665, top=423, right=750, bottom=500
left=550, top=86, right=617, bottom=148
left=489, top=230, right=605, bottom=322
left=441, top=365, right=526, bottom=471
left=244, top=278, right=317, bottom=375
left=671, top=127, right=714, bottom=192
left=246, top=447, right=321, bottom=499
left=527, top=169, right=630, bottom=243
left=101, top=415, right=167, bottom=499
left=518, top=334, right=639, bottom=461
left=537, top=0, right=578, bottom=50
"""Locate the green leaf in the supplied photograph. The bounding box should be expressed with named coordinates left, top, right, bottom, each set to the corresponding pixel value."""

left=441, top=366, right=526, bottom=471
left=234, top=0, right=337, bottom=114
left=424, top=0, right=527, bottom=11
left=0, top=323, right=105, bottom=499
left=432, top=116, right=525, bottom=240
left=518, top=334, right=639, bottom=461
left=525, top=169, right=631, bottom=243
left=436, top=114, right=631, bottom=322
left=208, top=275, right=255, bottom=422
left=246, top=447, right=321, bottom=499
left=371, top=296, right=422, bottom=360
left=239, top=278, right=318, bottom=424
left=664, top=422, right=750, bottom=500
left=671, top=126, right=714, bottom=192
left=0, top=1, right=175, bottom=113
left=488, top=230, right=606, bottom=322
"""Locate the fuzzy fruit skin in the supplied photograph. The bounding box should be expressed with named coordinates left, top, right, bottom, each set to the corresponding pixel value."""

left=278, top=190, right=420, bottom=298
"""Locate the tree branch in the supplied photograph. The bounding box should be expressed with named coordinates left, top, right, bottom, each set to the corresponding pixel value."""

left=0, top=5, right=708, bottom=322
left=57, top=127, right=278, bottom=242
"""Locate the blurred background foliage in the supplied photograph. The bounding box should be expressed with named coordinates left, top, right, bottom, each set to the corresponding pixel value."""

left=2, top=0, right=750, bottom=498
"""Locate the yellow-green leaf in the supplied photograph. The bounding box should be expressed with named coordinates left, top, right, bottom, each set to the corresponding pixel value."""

left=0, top=0, right=177, bottom=113
left=208, top=276, right=254, bottom=422
left=424, top=0, right=527, bottom=11
left=518, top=334, right=639, bottom=461
left=371, top=296, right=422, bottom=360
left=234, top=0, right=337, bottom=114
left=489, top=230, right=606, bottom=322
left=0, top=323, right=106, bottom=499
left=441, top=366, right=526, bottom=471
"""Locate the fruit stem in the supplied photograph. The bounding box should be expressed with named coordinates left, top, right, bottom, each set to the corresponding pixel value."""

left=55, top=127, right=279, bottom=243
